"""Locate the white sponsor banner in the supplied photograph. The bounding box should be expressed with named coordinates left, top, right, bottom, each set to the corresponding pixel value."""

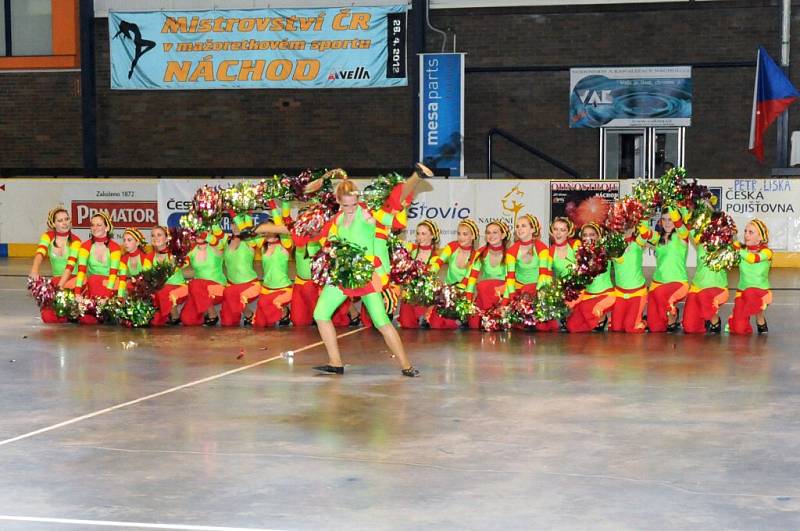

left=3, top=177, right=800, bottom=263
left=620, top=178, right=800, bottom=253
left=0, top=180, right=64, bottom=245
left=159, top=178, right=274, bottom=232
left=403, top=179, right=550, bottom=242
left=60, top=180, right=160, bottom=242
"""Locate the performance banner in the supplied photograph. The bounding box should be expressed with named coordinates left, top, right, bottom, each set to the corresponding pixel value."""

left=109, top=6, right=407, bottom=90
left=419, top=53, right=465, bottom=177
left=550, top=180, right=620, bottom=227
left=570, top=66, right=692, bottom=128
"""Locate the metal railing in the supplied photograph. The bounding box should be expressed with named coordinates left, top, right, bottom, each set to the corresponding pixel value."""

left=487, top=127, right=582, bottom=179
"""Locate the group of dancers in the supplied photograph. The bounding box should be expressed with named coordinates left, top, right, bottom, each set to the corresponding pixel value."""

left=29, top=172, right=773, bottom=376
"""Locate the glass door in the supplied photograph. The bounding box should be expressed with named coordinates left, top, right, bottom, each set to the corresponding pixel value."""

left=653, top=127, right=685, bottom=177
left=600, top=128, right=647, bottom=179
left=600, top=127, right=685, bottom=179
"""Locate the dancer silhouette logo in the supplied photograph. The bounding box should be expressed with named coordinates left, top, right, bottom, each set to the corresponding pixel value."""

left=113, top=20, right=156, bottom=79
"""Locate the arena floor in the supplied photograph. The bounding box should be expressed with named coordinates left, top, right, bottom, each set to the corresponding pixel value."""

left=1, top=257, right=799, bottom=530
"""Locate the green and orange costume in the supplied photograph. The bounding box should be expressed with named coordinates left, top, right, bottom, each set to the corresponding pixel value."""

left=428, top=239, right=478, bottom=329
left=682, top=233, right=729, bottom=333
left=35, top=229, right=81, bottom=323
left=464, top=243, right=508, bottom=329
left=397, top=237, right=439, bottom=328
left=150, top=241, right=189, bottom=327
left=311, top=203, right=395, bottom=328
left=254, top=201, right=295, bottom=327
left=647, top=208, right=690, bottom=332
left=221, top=214, right=264, bottom=327
left=610, top=224, right=654, bottom=333
left=566, top=230, right=615, bottom=333
left=728, top=240, right=772, bottom=335
left=180, top=225, right=227, bottom=326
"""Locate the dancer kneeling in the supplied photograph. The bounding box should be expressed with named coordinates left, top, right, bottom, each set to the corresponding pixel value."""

left=62, top=211, right=120, bottom=325
left=565, top=223, right=615, bottom=333
left=180, top=226, right=226, bottom=326
left=728, top=219, right=772, bottom=335
left=465, top=221, right=510, bottom=329
left=253, top=203, right=294, bottom=327
left=682, top=229, right=729, bottom=334
left=31, top=207, right=81, bottom=323
left=150, top=226, right=189, bottom=326
left=647, top=207, right=689, bottom=332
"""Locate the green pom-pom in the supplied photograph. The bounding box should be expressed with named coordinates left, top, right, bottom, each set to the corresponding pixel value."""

left=362, top=172, right=405, bottom=211
left=402, top=271, right=441, bottom=306
left=601, top=232, right=627, bottom=259
left=222, top=181, right=260, bottom=215
left=702, top=244, right=739, bottom=272
left=532, top=280, right=569, bottom=322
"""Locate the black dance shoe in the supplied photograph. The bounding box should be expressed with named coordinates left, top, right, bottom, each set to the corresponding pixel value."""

left=348, top=315, right=362, bottom=327
left=415, top=162, right=434, bottom=178
left=706, top=318, right=722, bottom=335
left=401, top=366, right=420, bottom=377
left=242, top=314, right=253, bottom=327
left=420, top=318, right=431, bottom=329
left=167, top=316, right=181, bottom=326
left=313, top=364, right=344, bottom=374
left=757, top=320, right=769, bottom=335
left=203, top=314, right=219, bottom=326
left=593, top=317, right=607, bottom=332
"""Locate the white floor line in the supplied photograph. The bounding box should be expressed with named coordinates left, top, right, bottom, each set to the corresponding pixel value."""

left=0, top=515, right=282, bottom=530
left=0, top=328, right=365, bottom=448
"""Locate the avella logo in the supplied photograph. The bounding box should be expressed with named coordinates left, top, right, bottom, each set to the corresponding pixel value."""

left=328, top=67, right=371, bottom=80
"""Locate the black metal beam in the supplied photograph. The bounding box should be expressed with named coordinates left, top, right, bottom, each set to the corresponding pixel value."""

left=79, top=0, right=97, bottom=177
left=3, top=0, right=12, bottom=56
left=411, top=0, right=425, bottom=166
left=466, top=61, right=755, bottom=74
left=0, top=167, right=421, bottom=178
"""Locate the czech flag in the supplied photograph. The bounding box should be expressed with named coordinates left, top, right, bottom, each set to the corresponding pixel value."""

left=749, top=46, right=800, bottom=162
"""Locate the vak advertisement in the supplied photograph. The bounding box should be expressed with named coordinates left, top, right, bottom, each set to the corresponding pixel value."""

left=550, top=180, right=620, bottom=228
left=419, top=53, right=464, bottom=177
left=109, top=6, right=407, bottom=90
left=570, top=66, right=692, bottom=128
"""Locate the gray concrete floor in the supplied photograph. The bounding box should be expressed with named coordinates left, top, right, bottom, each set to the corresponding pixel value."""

left=1, top=258, right=799, bottom=530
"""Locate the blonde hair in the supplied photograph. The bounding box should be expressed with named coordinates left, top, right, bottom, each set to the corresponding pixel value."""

left=335, top=179, right=360, bottom=203
left=550, top=216, right=574, bottom=239
left=750, top=219, right=769, bottom=244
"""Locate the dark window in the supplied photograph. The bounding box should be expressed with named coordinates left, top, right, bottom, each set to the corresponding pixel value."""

left=3, top=0, right=53, bottom=57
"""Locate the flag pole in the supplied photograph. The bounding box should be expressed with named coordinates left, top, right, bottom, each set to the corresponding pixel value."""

left=776, top=0, right=791, bottom=167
